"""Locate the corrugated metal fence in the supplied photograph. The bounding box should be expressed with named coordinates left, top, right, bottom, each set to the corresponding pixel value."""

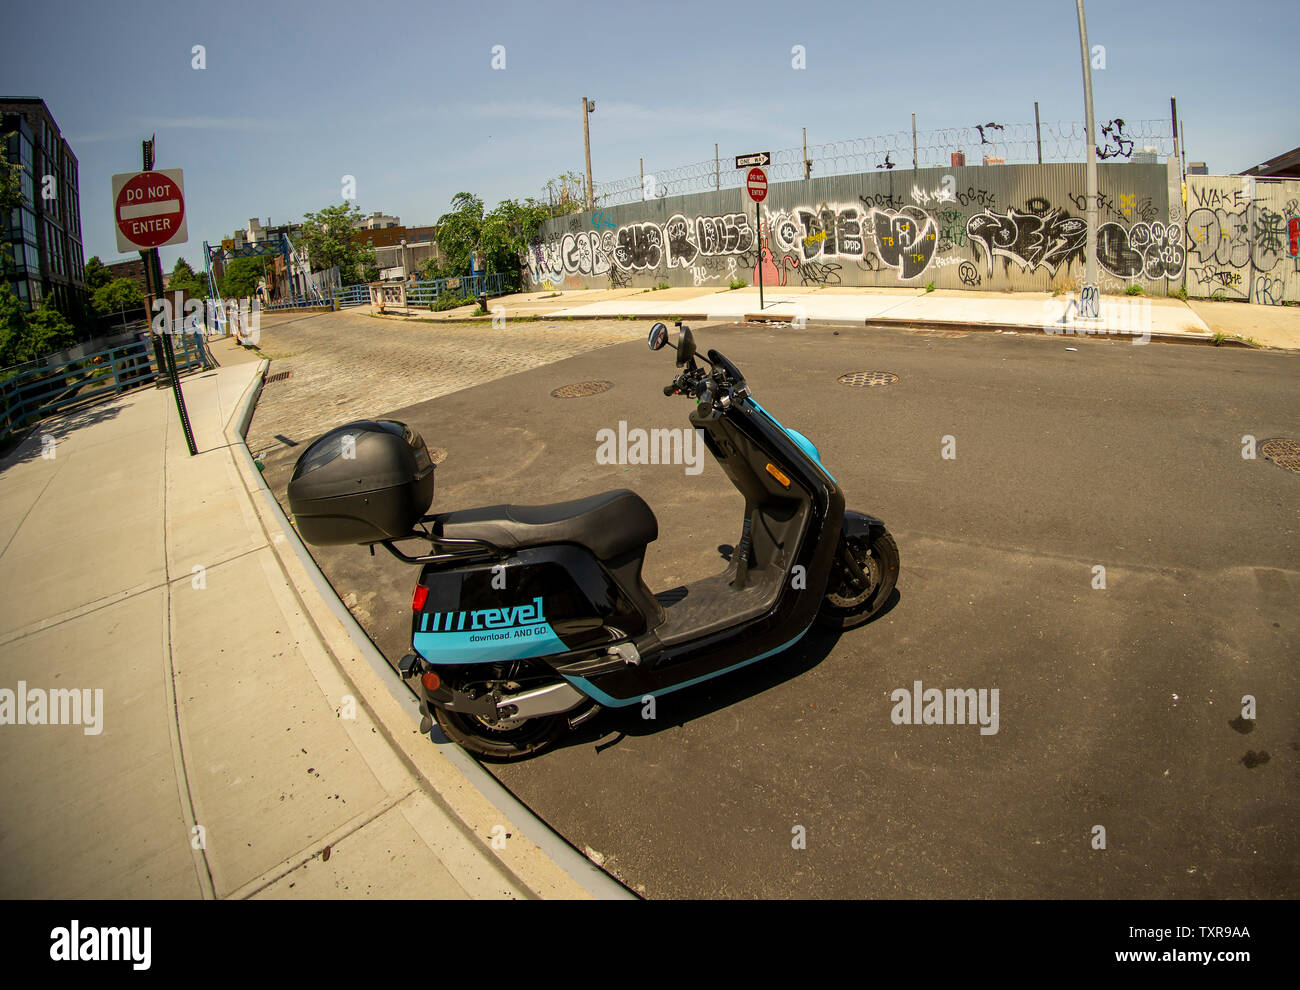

left=528, top=162, right=1176, bottom=295
left=1184, top=175, right=1300, bottom=304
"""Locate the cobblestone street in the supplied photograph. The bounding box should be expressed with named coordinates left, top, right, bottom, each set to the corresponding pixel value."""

left=244, top=309, right=646, bottom=457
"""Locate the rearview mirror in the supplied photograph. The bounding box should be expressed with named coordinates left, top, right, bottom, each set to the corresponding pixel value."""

left=676, top=325, right=697, bottom=368
left=648, top=322, right=669, bottom=351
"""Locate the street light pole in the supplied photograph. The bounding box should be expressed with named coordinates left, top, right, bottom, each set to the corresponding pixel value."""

left=1076, top=0, right=1099, bottom=318
left=582, top=97, right=595, bottom=210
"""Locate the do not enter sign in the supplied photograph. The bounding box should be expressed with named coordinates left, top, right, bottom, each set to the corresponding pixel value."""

left=746, top=167, right=768, bottom=203
left=112, top=169, right=188, bottom=252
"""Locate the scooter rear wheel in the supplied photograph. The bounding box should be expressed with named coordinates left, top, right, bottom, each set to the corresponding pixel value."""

left=433, top=706, right=567, bottom=761
left=817, top=530, right=899, bottom=630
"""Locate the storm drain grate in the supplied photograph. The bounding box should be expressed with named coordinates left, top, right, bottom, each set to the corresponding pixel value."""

left=1261, top=438, right=1300, bottom=475
left=838, top=371, right=899, bottom=388
left=551, top=380, right=613, bottom=398
left=266, top=370, right=294, bottom=383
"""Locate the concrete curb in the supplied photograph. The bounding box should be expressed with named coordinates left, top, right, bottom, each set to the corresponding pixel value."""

left=364, top=306, right=1263, bottom=348
left=225, top=361, right=635, bottom=900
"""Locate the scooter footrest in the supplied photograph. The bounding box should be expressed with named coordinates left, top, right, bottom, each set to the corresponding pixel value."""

left=554, top=653, right=630, bottom=678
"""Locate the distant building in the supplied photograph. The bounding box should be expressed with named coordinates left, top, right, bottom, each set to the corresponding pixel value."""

left=1187, top=162, right=1208, bottom=175
left=1238, top=146, right=1300, bottom=178
left=1, top=97, right=87, bottom=315
left=1131, top=146, right=1159, bottom=164
left=951, top=150, right=966, bottom=167
left=104, top=258, right=150, bottom=295
left=982, top=154, right=1004, bottom=166
left=354, top=211, right=400, bottom=230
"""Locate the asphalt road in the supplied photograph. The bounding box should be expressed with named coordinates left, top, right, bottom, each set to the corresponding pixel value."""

left=259, top=318, right=1299, bottom=899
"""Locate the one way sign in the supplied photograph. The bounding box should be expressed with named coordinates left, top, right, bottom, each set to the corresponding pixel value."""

left=734, top=151, right=771, bottom=169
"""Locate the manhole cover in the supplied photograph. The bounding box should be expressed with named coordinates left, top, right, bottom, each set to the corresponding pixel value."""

left=266, top=370, right=293, bottom=383
left=551, top=380, right=613, bottom=398
left=1261, top=438, right=1300, bottom=475
left=837, top=371, right=899, bottom=387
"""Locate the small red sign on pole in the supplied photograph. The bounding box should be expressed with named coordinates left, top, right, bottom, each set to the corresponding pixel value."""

left=746, top=167, right=768, bottom=203
left=112, top=169, right=187, bottom=252
left=1289, top=216, right=1299, bottom=258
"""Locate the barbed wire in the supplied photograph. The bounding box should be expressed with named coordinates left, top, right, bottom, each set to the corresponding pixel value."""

left=593, top=119, right=1174, bottom=207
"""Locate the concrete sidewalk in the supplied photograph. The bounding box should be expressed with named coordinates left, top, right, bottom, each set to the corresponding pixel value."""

left=404, top=285, right=1300, bottom=349
left=0, top=361, right=626, bottom=899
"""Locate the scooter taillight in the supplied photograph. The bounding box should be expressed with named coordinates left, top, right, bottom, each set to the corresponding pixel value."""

left=412, top=584, right=428, bottom=612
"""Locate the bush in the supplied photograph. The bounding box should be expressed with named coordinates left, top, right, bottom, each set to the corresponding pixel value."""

left=925, top=281, right=936, bottom=292
left=1171, top=285, right=1188, bottom=301
left=728, top=278, right=747, bottom=290
left=1125, top=284, right=1144, bottom=296
left=430, top=293, right=473, bottom=312
left=655, top=281, right=670, bottom=290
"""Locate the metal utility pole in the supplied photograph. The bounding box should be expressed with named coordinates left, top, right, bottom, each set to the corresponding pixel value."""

left=1170, top=96, right=1180, bottom=166
left=639, top=158, right=645, bottom=201
left=141, top=135, right=196, bottom=455
left=1076, top=0, right=1099, bottom=318
left=582, top=97, right=595, bottom=209
left=1179, top=118, right=1187, bottom=180
left=912, top=114, right=918, bottom=169
left=802, top=127, right=809, bottom=180
left=1034, top=102, right=1043, bottom=164
left=715, top=143, right=720, bottom=190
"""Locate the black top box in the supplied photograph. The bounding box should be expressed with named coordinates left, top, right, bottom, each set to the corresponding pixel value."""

left=287, top=420, right=435, bottom=545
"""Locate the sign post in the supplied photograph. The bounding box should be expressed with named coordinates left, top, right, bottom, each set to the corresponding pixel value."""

left=745, top=165, right=769, bottom=311
left=113, top=144, right=196, bottom=455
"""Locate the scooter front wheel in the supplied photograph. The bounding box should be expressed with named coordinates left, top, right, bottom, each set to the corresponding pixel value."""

left=434, top=706, right=568, bottom=761
left=817, top=529, right=899, bottom=630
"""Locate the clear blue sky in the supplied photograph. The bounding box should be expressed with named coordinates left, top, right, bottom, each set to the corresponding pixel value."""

left=3, top=0, right=1296, bottom=272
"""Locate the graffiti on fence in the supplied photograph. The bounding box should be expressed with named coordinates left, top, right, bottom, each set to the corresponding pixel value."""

left=966, top=206, right=1086, bottom=277
left=771, top=204, right=867, bottom=262
left=797, top=259, right=842, bottom=286
left=870, top=207, right=939, bottom=279
left=1097, top=221, right=1184, bottom=280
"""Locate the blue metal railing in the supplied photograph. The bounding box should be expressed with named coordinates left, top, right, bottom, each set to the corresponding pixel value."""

left=262, top=272, right=510, bottom=311
left=1, top=332, right=210, bottom=438
left=335, top=283, right=370, bottom=307
left=404, top=273, right=506, bottom=306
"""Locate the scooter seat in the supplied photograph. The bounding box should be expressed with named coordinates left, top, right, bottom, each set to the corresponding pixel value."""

left=433, top=489, right=657, bottom=561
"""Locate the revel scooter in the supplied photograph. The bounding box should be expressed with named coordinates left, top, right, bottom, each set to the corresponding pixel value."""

left=286, top=323, right=899, bottom=759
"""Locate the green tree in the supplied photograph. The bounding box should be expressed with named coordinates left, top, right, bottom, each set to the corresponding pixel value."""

left=426, top=191, right=559, bottom=290
left=430, top=192, right=484, bottom=279
left=217, top=256, right=268, bottom=299
left=168, top=256, right=206, bottom=296
left=297, top=202, right=377, bottom=285
left=0, top=282, right=28, bottom=366
left=0, top=288, right=75, bottom=366
left=84, top=256, right=113, bottom=291
left=543, top=171, right=587, bottom=218
left=90, top=277, right=144, bottom=319
left=23, top=297, right=76, bottom=358
left=1, top=131, right=21, bottom=213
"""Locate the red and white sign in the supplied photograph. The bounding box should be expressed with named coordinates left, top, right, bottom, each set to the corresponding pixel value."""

left=112, top=169, right=187, bottom=252
left=746, top=167, right=768, bottom=203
